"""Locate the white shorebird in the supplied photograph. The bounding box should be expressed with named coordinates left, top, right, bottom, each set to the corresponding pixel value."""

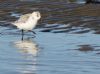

left=12, top=11, right=41, bottom=40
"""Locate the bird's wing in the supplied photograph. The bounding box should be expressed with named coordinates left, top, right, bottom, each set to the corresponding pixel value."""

left=14, top=13, right=31, bottom=23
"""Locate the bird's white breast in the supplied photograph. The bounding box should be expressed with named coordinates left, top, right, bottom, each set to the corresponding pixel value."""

left=16, top=18, right=38, bottom=31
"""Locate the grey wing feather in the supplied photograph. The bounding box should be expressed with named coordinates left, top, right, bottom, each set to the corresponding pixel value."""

left=15, top=13, right=31, bottom=23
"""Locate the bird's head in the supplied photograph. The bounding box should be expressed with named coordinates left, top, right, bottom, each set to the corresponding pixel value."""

left=31, top=11, right=41, bottom=20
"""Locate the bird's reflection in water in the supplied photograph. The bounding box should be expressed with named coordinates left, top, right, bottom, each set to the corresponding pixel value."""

left=14, top=38, right=39, bottom=74
left=14, top=38, right=38, bottom=56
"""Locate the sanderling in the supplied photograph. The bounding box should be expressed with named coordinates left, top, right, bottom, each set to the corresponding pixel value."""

left=12, top=11, right=41, bottom=40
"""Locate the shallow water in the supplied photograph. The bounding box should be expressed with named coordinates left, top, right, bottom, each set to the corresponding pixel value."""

left=0, top=0, right=100, bottom=74
left=0, top=27, right=100, bottom=74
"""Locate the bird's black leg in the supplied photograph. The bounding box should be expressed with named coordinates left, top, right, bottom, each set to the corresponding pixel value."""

left=30, top=30, right=36, bottom=34
left=29, top=30, right=36, bottom=38
left=29, top=30, right=36, bottom=34
left=21, top=29, right=24, bottom=40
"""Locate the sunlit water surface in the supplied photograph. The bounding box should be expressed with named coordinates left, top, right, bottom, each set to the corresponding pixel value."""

left=0, top=28, right=100, bottom=74
left=0, top=0, right=100, bottom=74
